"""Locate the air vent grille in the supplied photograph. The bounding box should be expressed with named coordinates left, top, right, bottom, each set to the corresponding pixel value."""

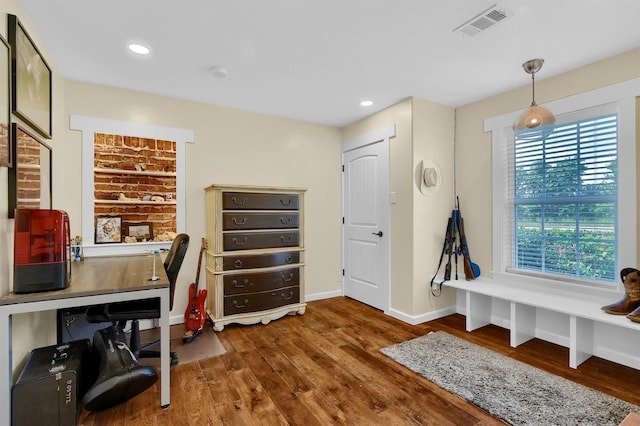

left=453, top=4, right=510, bottom=36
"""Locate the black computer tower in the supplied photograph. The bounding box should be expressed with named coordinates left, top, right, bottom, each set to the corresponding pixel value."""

left=57, top=306, right=106, bottom=344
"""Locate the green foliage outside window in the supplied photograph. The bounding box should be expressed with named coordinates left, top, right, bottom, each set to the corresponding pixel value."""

left=513, top=114, right=617, bottom=283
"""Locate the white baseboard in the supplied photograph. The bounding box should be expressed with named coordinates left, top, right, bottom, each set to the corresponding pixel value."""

left=305, top=290, right=343, bottom=302
left=387, top=306, right=457, bottom=325
left=595, top=346, right=640, bottom=370
left=137, top=315, right=184, bottom=331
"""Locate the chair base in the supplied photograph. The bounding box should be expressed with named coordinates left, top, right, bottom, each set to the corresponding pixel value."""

left=126, top=319, right=179, bottom=366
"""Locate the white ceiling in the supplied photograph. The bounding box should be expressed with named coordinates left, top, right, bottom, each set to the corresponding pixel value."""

left=17, top=0, right=640, bottom=127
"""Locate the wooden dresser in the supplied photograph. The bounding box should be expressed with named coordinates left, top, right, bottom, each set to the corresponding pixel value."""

left=204, top=184, right=306, bottom=331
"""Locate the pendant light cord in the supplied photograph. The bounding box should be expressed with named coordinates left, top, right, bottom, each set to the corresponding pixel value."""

left=530, top=71, right=537, bottom=106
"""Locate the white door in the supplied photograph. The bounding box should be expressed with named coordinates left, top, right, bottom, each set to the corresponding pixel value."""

left=342, top=127, right=392, bottom=312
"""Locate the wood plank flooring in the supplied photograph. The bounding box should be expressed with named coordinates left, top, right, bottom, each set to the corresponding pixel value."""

left=78, top=296, right=640, bottom=425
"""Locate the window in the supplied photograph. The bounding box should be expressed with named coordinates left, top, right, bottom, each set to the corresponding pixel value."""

left=486, top=79, right=638, bottom=290
left=512, top=112, right=618, bottom=282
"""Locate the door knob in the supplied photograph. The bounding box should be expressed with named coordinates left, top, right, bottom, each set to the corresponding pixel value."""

left=372, top=231, right=383, bottom=237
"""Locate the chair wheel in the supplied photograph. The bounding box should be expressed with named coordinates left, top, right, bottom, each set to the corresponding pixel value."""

left=170, top=352, right=178, bottom=366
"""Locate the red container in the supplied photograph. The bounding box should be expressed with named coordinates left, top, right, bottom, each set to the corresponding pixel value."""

left=14, top=209, right=71, bottom=294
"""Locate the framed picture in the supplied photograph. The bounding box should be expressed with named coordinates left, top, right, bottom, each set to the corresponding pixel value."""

left=95, top=216, right=122, bottom=244
left=8, top=123, right=52, bottom=218
left=0, top=34, right=10, bottom=167
left=124, top=222, right=154, bottom=242
left=8, top=14, right=52, bottom=139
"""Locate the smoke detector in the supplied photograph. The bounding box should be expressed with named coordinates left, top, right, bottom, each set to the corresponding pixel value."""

left=453, top=4, right=510, bottom=36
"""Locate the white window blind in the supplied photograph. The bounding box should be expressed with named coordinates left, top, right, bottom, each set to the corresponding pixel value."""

left=506, top=109, right=618, bottom=282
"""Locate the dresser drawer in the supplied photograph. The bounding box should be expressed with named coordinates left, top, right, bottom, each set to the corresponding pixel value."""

left=223, top=268, right=300, bottom=295
left=223, top=251, right=299, bottom=270
left=222, top=192, right=299, bottom=210
left=223, top=230, right=299, bottom=251
left=222, top=212, right=299, bottom=230
left=224, top=286, right=300, bottom=315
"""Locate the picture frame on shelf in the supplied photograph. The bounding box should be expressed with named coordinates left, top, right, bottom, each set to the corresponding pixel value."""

left=123, top=222, right=153, bottom=242
left=7, top=123, right=52, bottom=218
left=95, top=216, right=122, bottom=244
left=8, top=14, right=52, bottom=139
left=0, top=34, right=10, bottom=167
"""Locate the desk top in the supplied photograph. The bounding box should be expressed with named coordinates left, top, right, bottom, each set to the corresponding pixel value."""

left=0, top=254, right=169, bottom=306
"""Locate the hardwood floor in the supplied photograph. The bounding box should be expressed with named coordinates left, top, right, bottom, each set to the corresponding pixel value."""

left=78, top=296, right=640, bottom=425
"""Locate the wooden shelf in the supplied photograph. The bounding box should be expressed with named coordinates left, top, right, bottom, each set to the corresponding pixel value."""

left=94, top=199, right=176, bottom=205
left=19, top=164, right=40, bottom=170
left=94, top=167, right=176, bottom=177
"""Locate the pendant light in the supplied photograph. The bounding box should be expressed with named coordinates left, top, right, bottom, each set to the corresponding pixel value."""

left=513, top=58, right=555, bottom=134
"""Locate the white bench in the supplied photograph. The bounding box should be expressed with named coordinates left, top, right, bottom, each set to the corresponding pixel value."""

left=445, top=277, right=640, bottom=369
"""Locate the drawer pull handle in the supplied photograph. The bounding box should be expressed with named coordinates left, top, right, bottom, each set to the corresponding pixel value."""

left=232, top=217, right=248, bottom=225
left=232, top=237, right=248, bottom=246
left=282, top=273, right=294, bottom=282
left=233, top=278, right=250, bottom=288
left=282, top=291, right=294, bottom=301
left=233, top=299, right=249, bottom=308
left=234, top=259, right=243, bottom=268
left=280, top=217, right=292, bottom=224
left=280, top=235, right=293, bottom=243
left=285, top=256, right=293, bottom=264
left=232, top=196, right=247, bottom=206
left=280, top=198, right=292, bottom=206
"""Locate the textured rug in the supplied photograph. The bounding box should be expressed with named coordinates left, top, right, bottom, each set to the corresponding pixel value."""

left=380, top=331, right=640, bottom=426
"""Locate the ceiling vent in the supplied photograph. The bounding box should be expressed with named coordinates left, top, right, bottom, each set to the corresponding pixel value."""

left=453, top=4, right=509, bottom=36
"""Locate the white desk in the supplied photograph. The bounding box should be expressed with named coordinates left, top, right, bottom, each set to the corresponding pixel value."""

left=0, top=254, right=171, bottom=425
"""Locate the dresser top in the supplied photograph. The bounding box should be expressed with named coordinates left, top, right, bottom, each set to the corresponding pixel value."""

left=205, top=184, right=307, bottom=193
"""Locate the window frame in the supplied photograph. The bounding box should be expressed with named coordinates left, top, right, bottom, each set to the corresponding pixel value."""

left=71, top=115, right=194, bottom=257
left=485, top=79, right=639, bottom=294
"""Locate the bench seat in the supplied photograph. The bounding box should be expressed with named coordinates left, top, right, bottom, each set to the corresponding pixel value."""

left=445, top=277, right=640, bottom=369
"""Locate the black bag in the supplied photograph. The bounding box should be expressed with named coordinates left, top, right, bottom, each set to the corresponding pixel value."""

left=82, top=326, right=157, bottom=411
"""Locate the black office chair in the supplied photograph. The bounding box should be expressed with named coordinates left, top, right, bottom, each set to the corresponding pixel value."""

left=86, top=233, right=190, bottom=365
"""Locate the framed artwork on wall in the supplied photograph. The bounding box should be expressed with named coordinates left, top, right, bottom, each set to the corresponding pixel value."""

left=7, top=14, right=52, bottom=139
left=0, top=34, right=10, bottom=167
left=95, top=216, right=122, bottom=244
left=7, top=123, right=52, bottom=218
left=123, top=222, right=154, bottom=242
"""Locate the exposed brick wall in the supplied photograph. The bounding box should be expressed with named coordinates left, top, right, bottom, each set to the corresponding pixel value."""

left=16, top=128, right=42, bottom=210
left=93, top=133, right=177, bottom=240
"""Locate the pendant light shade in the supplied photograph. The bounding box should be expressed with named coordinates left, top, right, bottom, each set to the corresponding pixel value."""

left=513, top=104, right=555, bottom=130
left=513, top=58, right=555, bottom=134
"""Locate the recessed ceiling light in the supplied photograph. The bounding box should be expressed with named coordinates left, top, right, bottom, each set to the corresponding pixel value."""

left=210, top=66, right=228, bottom=78
left=360, top=100, right=373, bottom=107
left=128, top=43, right=150, bottom=55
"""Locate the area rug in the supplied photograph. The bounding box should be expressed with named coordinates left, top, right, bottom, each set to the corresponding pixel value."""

left=140, top=324, right=226, bottom=366
left=380, top=331, right=640, bottom=425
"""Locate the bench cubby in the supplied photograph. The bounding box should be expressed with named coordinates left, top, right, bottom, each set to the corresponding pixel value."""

left=446, top=277, right=640, bottom=369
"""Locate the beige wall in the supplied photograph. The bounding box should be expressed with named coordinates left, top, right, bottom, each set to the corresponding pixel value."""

left=455, top=48, right=640, bottom=278
left=341, top=97, right=457, bottom=318
left=63, top=80, right=343, bottom=312
left=340, top=49, right=640, bottom=319
left=2, top=2, right=67, bottom=371
left=2, top=0, right=639, bottom=372
left=2, top=0, right=342, bottom=372
left=411, top=98, right=456, bottom=315
left=342, top=99, right=416, bottom=314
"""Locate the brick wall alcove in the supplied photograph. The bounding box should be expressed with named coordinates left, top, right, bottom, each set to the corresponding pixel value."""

left=71, top=114, right=193, bottom=257
left=93, top=132, right=177, bottom=241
